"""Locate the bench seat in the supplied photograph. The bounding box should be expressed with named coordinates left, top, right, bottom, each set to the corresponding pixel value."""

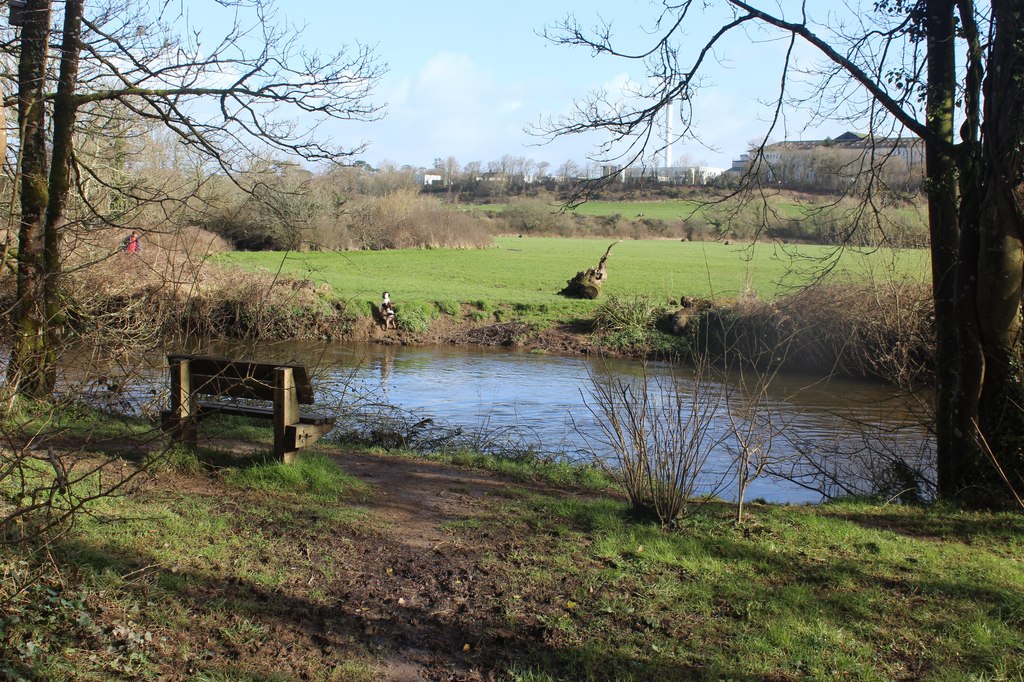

left=163, top=354, right=336, bottom=463
left=195, top=400, right=336, bottom=426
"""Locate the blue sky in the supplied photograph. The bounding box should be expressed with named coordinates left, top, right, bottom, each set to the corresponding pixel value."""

left=193, top=1, right=851, bottom=171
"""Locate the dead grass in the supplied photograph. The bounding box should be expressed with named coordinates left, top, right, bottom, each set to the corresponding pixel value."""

left=691, top=279, right=934, bottom=384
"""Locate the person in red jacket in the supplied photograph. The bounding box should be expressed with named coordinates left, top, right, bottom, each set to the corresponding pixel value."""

left=123, top=230, right=140, bottom=254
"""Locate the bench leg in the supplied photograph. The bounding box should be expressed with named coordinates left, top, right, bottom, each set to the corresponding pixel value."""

left=287, top=423, right=334, bottom=452
left=168, top=357, right=197, bottom=449
left=274, top=367, right=300, bottom=463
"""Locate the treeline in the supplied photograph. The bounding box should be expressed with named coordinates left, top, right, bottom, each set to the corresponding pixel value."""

left=11, top=123, right=926, bottom=253
left=186, top=158, right=927, bottom=251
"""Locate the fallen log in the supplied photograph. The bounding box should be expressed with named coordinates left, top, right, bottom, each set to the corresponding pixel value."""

left=558, top=240, right=621, bottom=299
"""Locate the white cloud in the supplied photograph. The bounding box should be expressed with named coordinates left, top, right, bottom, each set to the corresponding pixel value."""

left=497, top=100, right=523, bottom=115
left=363, top=52, right=544, bottom=165
left=352, top=55, right=648, bottom=168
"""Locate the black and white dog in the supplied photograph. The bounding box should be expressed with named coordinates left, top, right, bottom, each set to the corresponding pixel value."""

left=380, top=291, right=396, bottom=330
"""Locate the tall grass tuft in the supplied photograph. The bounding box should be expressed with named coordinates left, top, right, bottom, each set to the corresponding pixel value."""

left=395, top=301, right=437, bottom=333
left=592, top=295, right=663, bottom=334
left=225, top=453, right=369, bottom=501
left=434, top=299, right=461, bottom=316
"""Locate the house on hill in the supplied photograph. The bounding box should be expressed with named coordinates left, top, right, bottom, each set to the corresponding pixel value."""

left=728, top=131, right=924, bottom=190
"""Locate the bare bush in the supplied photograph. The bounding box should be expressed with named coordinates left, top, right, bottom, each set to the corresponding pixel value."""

left=723, top=363, right=790, bottom=526
left=343, top=190, right=492, bottom=250
left=772, top=418, right=935, bottom=504
left=773, top=278, right=933, bottom=386
left=44, top=225, right=354, bottom=348
left=581, top=361, right=729, bottom=525
left=498, top=198, right=573, bottom=234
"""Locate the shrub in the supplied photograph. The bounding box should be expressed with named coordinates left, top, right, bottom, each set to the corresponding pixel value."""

left=687, top=279, right=934, bottom=384
left=497, top=198, right=571, bottom=234
left=583, top=362, right=729, bottom=525
left=344, top=190, right=493, bottom=250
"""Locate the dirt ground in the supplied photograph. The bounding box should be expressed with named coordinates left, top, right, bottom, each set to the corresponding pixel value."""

left=329, top=452, right=540, bottom=680
left=350, top=313, right=599, bottom=358
left=133, top=447, right=596, bottom=681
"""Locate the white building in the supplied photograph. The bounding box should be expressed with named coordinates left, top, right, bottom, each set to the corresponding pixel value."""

left=621, top=165, right=725, bottom=185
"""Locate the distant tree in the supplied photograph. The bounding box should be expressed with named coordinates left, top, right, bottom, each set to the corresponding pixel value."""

left=366, top=161, right=419, bottom=195
left=542, top=1, right=1024, bottom=507
left=440, top=156, right=460, bottom=187
left=557, top=159, right=580, bottom=181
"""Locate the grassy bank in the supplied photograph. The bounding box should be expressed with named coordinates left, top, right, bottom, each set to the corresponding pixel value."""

left=221, top=237, right=930, bottom=325
left=2, top=414, right=1021, bottom=680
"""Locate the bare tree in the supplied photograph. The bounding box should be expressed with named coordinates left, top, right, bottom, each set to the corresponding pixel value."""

left=462, top=161, right=483, bottom=181
left=439, top=156, right=460, bottom=187
left=540, top=1, right=1024, bottom=508
left=3, top=0, right=385, bottom=399
left=556, top=159, right=580, bottom=182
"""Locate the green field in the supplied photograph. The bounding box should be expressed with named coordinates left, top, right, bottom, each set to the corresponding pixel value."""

left=475, top=198, right=783, bottom=221
left=222, top=237, right=931, bottom=320
left=476, top=196, right=925, bottom=228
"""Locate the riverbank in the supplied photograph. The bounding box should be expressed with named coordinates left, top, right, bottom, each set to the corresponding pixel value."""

left=1, top=232, right=933, bottom=384
left=2, top=415, right=1021, bottom=680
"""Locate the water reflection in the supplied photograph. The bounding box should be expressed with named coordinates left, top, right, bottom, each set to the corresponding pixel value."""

left=126, top=340, right=931, bottom=505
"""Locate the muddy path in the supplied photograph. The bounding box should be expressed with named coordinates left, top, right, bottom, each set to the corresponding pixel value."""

left=137, top=447, right=596, bottom=681
left=235, top=449, right=575, bottom=681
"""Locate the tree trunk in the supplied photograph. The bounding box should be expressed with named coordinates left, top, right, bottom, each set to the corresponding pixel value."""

left=925, top=0, right=972, bottom=499
left=8, top=0, right=54, bottom=398
left=43, top=0, right=86, bottom=363
left=7, top=0, right=84, bottom=400
left=974, top=0, right=1024, bottom=502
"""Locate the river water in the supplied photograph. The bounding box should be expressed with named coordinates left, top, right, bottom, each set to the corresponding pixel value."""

left=117, top=340, right=931, bottom=505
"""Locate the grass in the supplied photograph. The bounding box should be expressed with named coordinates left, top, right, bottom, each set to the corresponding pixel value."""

left=3, top=397, right=150, bottom=441
left=405, top=447, right=617, bottom=492
left=225, top=452, right=371, bottom=502
left=5, top=415, right=1020, bottom=680
left=487, top=494, right=1024, bottom=680
left=221, top=237, right=930, bottom=325
left=1, top=424, right=380, bottom=679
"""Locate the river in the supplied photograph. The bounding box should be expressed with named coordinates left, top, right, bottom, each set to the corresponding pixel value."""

left=109, top=340, right=932, bottom=505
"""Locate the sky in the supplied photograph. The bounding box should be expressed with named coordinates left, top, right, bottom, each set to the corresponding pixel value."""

left=189, top=1, right=857, bottom=172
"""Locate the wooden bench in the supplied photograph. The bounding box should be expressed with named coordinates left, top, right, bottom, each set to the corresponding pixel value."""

left=162, top=354, right=336, bottom=463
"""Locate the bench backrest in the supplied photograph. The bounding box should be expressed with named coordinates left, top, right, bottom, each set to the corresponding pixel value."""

left=168, top=354, right=316, bottom=404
